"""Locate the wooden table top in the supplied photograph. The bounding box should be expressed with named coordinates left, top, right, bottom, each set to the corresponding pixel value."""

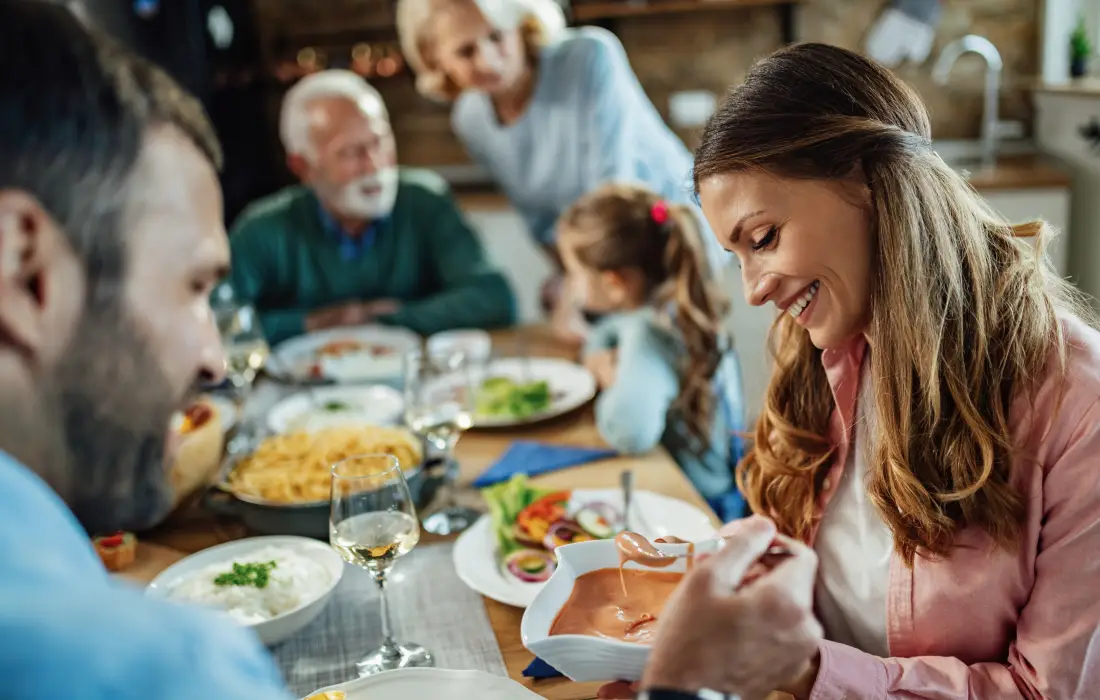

left=128, top=325, right=718, bottom=700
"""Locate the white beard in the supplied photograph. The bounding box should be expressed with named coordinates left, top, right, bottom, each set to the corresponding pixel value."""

left=327, top=168, right=399, bottom=219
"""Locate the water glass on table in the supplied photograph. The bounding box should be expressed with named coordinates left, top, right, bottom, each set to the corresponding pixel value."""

left=402, top=347, right=481, bottom=536
left=329, top=453, right=434, bottom=676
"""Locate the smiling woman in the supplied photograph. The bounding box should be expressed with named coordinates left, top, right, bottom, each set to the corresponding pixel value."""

left=691, top=42, right=1100, bottom=699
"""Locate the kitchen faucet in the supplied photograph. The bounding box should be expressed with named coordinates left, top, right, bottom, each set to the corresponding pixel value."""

left=932, top=34, right=1004, bottom=169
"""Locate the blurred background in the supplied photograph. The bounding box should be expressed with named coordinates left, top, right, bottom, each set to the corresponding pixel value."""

left=73, top=0, right=1100, bottom=422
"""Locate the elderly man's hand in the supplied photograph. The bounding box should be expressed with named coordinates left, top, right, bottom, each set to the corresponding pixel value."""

left=600, top=516, right=822, bottom=700
left=305, top=299, right=401, bottom=332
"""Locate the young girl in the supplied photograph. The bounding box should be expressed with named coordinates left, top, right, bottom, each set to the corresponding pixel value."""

left=557, top=183, right=747, bottom=521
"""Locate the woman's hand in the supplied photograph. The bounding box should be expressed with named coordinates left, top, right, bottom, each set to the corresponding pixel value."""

left=598, top=517, right=823, bottom=700
left=585, top=349, right=618, bottom=389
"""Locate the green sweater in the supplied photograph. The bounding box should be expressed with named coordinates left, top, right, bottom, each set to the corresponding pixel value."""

left=228, top=169, right=516, bottom=344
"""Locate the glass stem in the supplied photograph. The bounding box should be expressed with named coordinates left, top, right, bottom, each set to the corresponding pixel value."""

left=376, top=577, right=397, bottom=654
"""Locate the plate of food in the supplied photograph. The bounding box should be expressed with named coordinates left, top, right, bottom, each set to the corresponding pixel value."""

left=147, top=535, right=344, bottom=646
left=266, top=385, right=405, bottom=434
left=267, top=325, right=420, bottom=384
left=473, top=358, right=596, bottom=427
left=452, top=475, right=715, bottom=608
left=302, top=668, right=542, bottom=700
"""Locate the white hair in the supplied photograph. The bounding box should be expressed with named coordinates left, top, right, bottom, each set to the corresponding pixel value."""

left=397, top=0, right=566, bottom=102
left=278, top=69, right=388, bottom=157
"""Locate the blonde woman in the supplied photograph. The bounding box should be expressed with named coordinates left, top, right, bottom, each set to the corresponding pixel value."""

left=397, top=0, right=726, bottom=338
left=685, top=43, right=1100, bottom=699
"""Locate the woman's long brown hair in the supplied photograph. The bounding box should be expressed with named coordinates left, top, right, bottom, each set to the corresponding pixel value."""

left=694, top=43, right=1094, bottom=564
left=559, top=184, right=729, bottom=450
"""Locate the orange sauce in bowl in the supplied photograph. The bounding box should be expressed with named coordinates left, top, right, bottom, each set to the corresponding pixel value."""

left=549, top=568, right=683, bottom=643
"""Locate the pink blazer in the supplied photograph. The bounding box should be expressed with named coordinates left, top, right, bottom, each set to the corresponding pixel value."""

left=806, top=314, right=1100, bottom=700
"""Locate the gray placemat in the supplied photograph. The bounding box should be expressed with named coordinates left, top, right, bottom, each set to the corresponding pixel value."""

left=273, top=542, right=508, bottom=697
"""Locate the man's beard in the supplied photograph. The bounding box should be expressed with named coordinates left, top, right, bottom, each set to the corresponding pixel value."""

left=3, top=298, right=189, bottom=534
left=318, top=167, right=399, bottom=220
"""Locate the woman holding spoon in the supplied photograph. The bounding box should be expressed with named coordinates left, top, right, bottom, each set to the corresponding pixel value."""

left=678, top=43, right=1100, bottom=699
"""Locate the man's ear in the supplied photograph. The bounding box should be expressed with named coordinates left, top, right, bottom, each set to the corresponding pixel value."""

left=0, top=191, right=79, bottom=361
left=287, top=153, right=311, bottom=181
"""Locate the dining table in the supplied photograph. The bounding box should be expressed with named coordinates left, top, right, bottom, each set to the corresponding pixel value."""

left=123, top=324, right=724, bottom=700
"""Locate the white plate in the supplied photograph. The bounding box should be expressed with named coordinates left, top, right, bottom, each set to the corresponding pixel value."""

left=302, top=668, right=541, bottom=700
left=473, top=357, right=597, bottom=428
left=146, top=536, right=344, bottom=647
left=266, top=385, right=405, bottom=434
left=427, top=329, right=492, bottom=363
left=205, top=394, right=239, bottom=433
left=453, top=489, right=716, bottom=608
left=268, top=325, right=420, bottom=384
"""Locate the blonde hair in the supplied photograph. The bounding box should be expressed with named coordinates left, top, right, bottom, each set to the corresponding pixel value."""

left=559, top=184, right=729, bottom=450
left=396, top=0, right=565, bottom=102
left=694, top=43, right=1096, bottom=565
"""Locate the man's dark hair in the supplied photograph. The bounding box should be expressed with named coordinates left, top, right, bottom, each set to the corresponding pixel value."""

left=0, top=0, right=222, bottom=279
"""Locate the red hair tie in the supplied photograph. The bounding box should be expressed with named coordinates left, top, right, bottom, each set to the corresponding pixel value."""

left=651, top=200, right=670, bottom=225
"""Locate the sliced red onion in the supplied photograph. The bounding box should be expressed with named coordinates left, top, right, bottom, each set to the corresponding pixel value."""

left=543, top=519, right=590, bottom=551
left=504, top=549, right=556, bottom=583
left=512, top=522, right=543, bottom=549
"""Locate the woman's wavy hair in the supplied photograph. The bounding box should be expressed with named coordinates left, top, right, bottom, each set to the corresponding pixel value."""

left=693, top=43, right=1093, bottom=564
left=559, top=184, right=729, bottom=450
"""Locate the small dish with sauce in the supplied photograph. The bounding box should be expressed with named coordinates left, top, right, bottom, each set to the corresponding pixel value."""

left=520, top=536, right=723, bottom=683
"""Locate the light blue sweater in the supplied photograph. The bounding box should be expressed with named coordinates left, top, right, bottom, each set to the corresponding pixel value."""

left=584, top=308, right=745, bottom=503
left=0, top=451, right=293, bottom=700
left=452, top=27, right=728, bottom=271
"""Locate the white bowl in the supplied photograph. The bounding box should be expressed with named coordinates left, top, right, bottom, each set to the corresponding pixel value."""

left=521, top=537, right=720, bottom=683
left=146, top=536, right=344, bottom=647
left=302, top=668, right=542, bottom=699
left=266, top=385, right=405, bottom=434
left=427, top=329, right=492, bottom=363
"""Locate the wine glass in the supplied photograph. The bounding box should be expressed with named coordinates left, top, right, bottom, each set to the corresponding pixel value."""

left=329, top=454, right=434, bottom=676
left=403, top=347, right=480, bottom=535
left=215, top=301, right=270, bottom=400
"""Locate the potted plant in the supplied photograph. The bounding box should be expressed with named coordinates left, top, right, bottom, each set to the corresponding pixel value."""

left=1071, top=15, right=1093, bottom=78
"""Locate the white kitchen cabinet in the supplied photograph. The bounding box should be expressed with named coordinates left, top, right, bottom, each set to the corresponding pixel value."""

left=1034, top=90, right=1100, bottom=303
left=979, top=188, right=1071, bottom=279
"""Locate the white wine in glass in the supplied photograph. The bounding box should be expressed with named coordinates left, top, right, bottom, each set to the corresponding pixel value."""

left=329, top=454, right=433, bottom=677
left=403, top=348, right=480, bottom=536
left=216, top=303, right=269, bottom=394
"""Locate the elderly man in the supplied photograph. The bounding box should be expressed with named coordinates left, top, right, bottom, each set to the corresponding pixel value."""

left=0, top=5, right=818, bottom=698
left=228, top=70, right=515, bottom=344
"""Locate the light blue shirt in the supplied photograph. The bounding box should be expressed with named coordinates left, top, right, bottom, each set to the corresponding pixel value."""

left=452, top=27, right=728, bottom=272
left=0, top=451, right=294, bottom=700
left=583, top=308, right=745, bottom=502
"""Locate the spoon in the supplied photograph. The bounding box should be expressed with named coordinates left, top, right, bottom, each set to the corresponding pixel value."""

left=620, top=469, right=634, bottom=532
left=614, top=530, right=792, bottom=569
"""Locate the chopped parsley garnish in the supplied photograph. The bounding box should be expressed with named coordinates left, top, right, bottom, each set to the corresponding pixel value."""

left=322, top=400, right=351, bottom=412
left=213, top=560, right=278, bottom=589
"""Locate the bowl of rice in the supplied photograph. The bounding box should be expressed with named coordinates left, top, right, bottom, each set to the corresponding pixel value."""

left=146, top=535, right=344, bottom=646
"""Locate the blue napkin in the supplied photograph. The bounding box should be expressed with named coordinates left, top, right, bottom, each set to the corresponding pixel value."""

left=522, top=656, right=564, bottom=679
left=472, top=441, right=617, bottom=488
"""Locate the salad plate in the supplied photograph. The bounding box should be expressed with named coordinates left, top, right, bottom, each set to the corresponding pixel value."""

left=453, top=476, right=715, bottom=608
left=472, top=358, right=596, bottom=428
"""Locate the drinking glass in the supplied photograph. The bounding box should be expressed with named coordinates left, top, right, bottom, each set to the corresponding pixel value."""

left=403, top=348, right=480, bottom=535
left=215, top=301, right=270, bottom=400
left=329, top=454, right=433, bottom=676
